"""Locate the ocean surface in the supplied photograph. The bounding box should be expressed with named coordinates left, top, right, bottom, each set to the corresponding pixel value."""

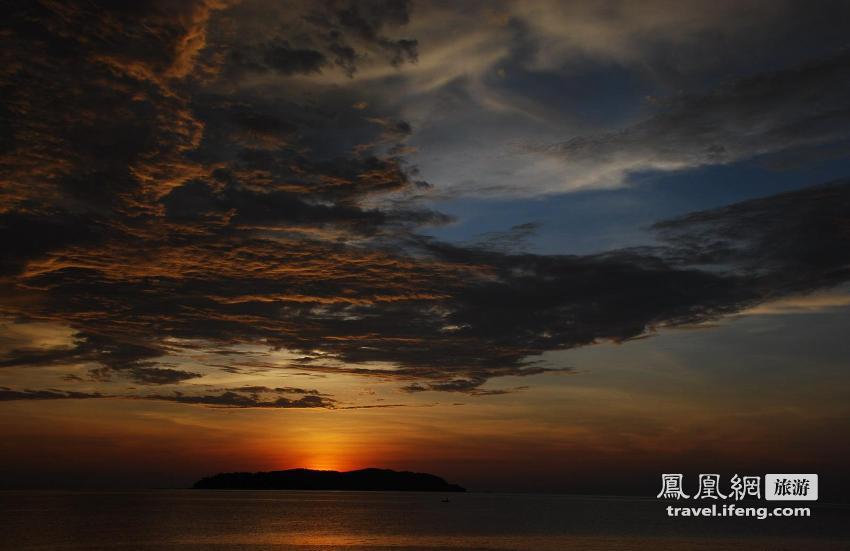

left=1, top=490, right=848, bottom=550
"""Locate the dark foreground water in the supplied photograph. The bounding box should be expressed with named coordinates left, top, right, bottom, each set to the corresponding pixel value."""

left=1, top=491, right=848, bottom=550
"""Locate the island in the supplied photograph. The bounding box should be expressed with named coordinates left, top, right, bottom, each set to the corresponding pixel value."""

left=192, top=468, right=466, bottom=492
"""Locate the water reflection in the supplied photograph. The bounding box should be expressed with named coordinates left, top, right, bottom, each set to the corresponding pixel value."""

left=0, top=491, right=846, bottom=550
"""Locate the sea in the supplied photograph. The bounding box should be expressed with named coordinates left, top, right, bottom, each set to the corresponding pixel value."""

left=1, top=490, right=848, bottom=550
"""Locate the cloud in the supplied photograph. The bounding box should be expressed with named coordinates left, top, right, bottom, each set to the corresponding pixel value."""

left=533, top=53, right=850, bottom=190
left=0, top=332, right=200, bottom=385
left=127, top=367, right=203, bottom=385
left=402, top=379, right=530, bottom=396
left=308, top=0, right=419, bottom=73
left=0, top=0, right=224, bottom=220
left=468, top=222, right=541, bottom=254
left=213, top=0, right=418, bottom=79
left=0, top=211, right=107, bottom=276
left=0, top=385, right=334, bottom=408
left=262, top=42, right=328, bottom=75
left=653, top=179, right=850, bottom=295
left=739, top=291, right=850, bottom=316
left=327, top=1, right=850, bottom=200
left=0, top=387, right=104, bottom=401
left=147, top=390, right=334, bottom=408
left=4, top=0, right=850, bottom=407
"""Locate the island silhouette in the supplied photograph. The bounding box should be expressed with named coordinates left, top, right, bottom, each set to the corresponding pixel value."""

left=192, top=468, right=466, bottom=492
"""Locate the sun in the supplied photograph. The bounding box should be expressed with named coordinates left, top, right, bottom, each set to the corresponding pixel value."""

left=298, top=443, right=357, bottom=472
left=304, top=458, right=350, bottom=472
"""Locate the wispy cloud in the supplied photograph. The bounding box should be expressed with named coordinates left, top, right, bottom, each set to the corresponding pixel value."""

left=532, top=53, right=850, bottom=190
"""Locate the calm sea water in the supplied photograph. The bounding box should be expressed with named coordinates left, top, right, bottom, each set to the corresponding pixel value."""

left=1, top=490, right=848, bottom=550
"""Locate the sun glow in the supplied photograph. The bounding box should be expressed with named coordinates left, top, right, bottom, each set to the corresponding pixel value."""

left=303, top=457, right=351, bottom=472
left=292, top=431, right=363, bottom=472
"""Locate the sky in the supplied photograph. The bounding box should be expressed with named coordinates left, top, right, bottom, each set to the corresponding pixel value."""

left=1, top=0, right=850, bottom=495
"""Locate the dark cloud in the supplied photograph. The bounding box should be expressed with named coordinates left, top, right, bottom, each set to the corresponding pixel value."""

left=308, top=0, right=418, bottom=74
left=148, top=390, right=334, bottom=408
left=232, top=385, right=323, bottom=395
left=160, top=178, right=448, bottom=234
left=403, top=379, right=529, bottom=396
left=0, top=332, right=199, bottom=385
left=0, top=386, right=333, bottom=408
left=535, top=52, right=850, bottom=187
left=0, top=211, right=106, bottom=276
left=263, top=41, right=328, bottom=75
left=0, top=0, right=220, bottom=216
left=0, top=333, right=158, bottom=371
left=127, top=367, right=202, bottom=385
left=275, top=180, right=850, bottom=390
left=654, top=179, right=850, bottom=296
left=336, top=403, right=408, bottom=409
left=0, top=387, right=104, bottom=401
left=217, top=0, right=418, bottom=78
left=469, top=222, right=541, bottom=254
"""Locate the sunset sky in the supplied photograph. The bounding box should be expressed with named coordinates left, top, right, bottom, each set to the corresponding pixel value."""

left=2, top=0, right=850, bottom=495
